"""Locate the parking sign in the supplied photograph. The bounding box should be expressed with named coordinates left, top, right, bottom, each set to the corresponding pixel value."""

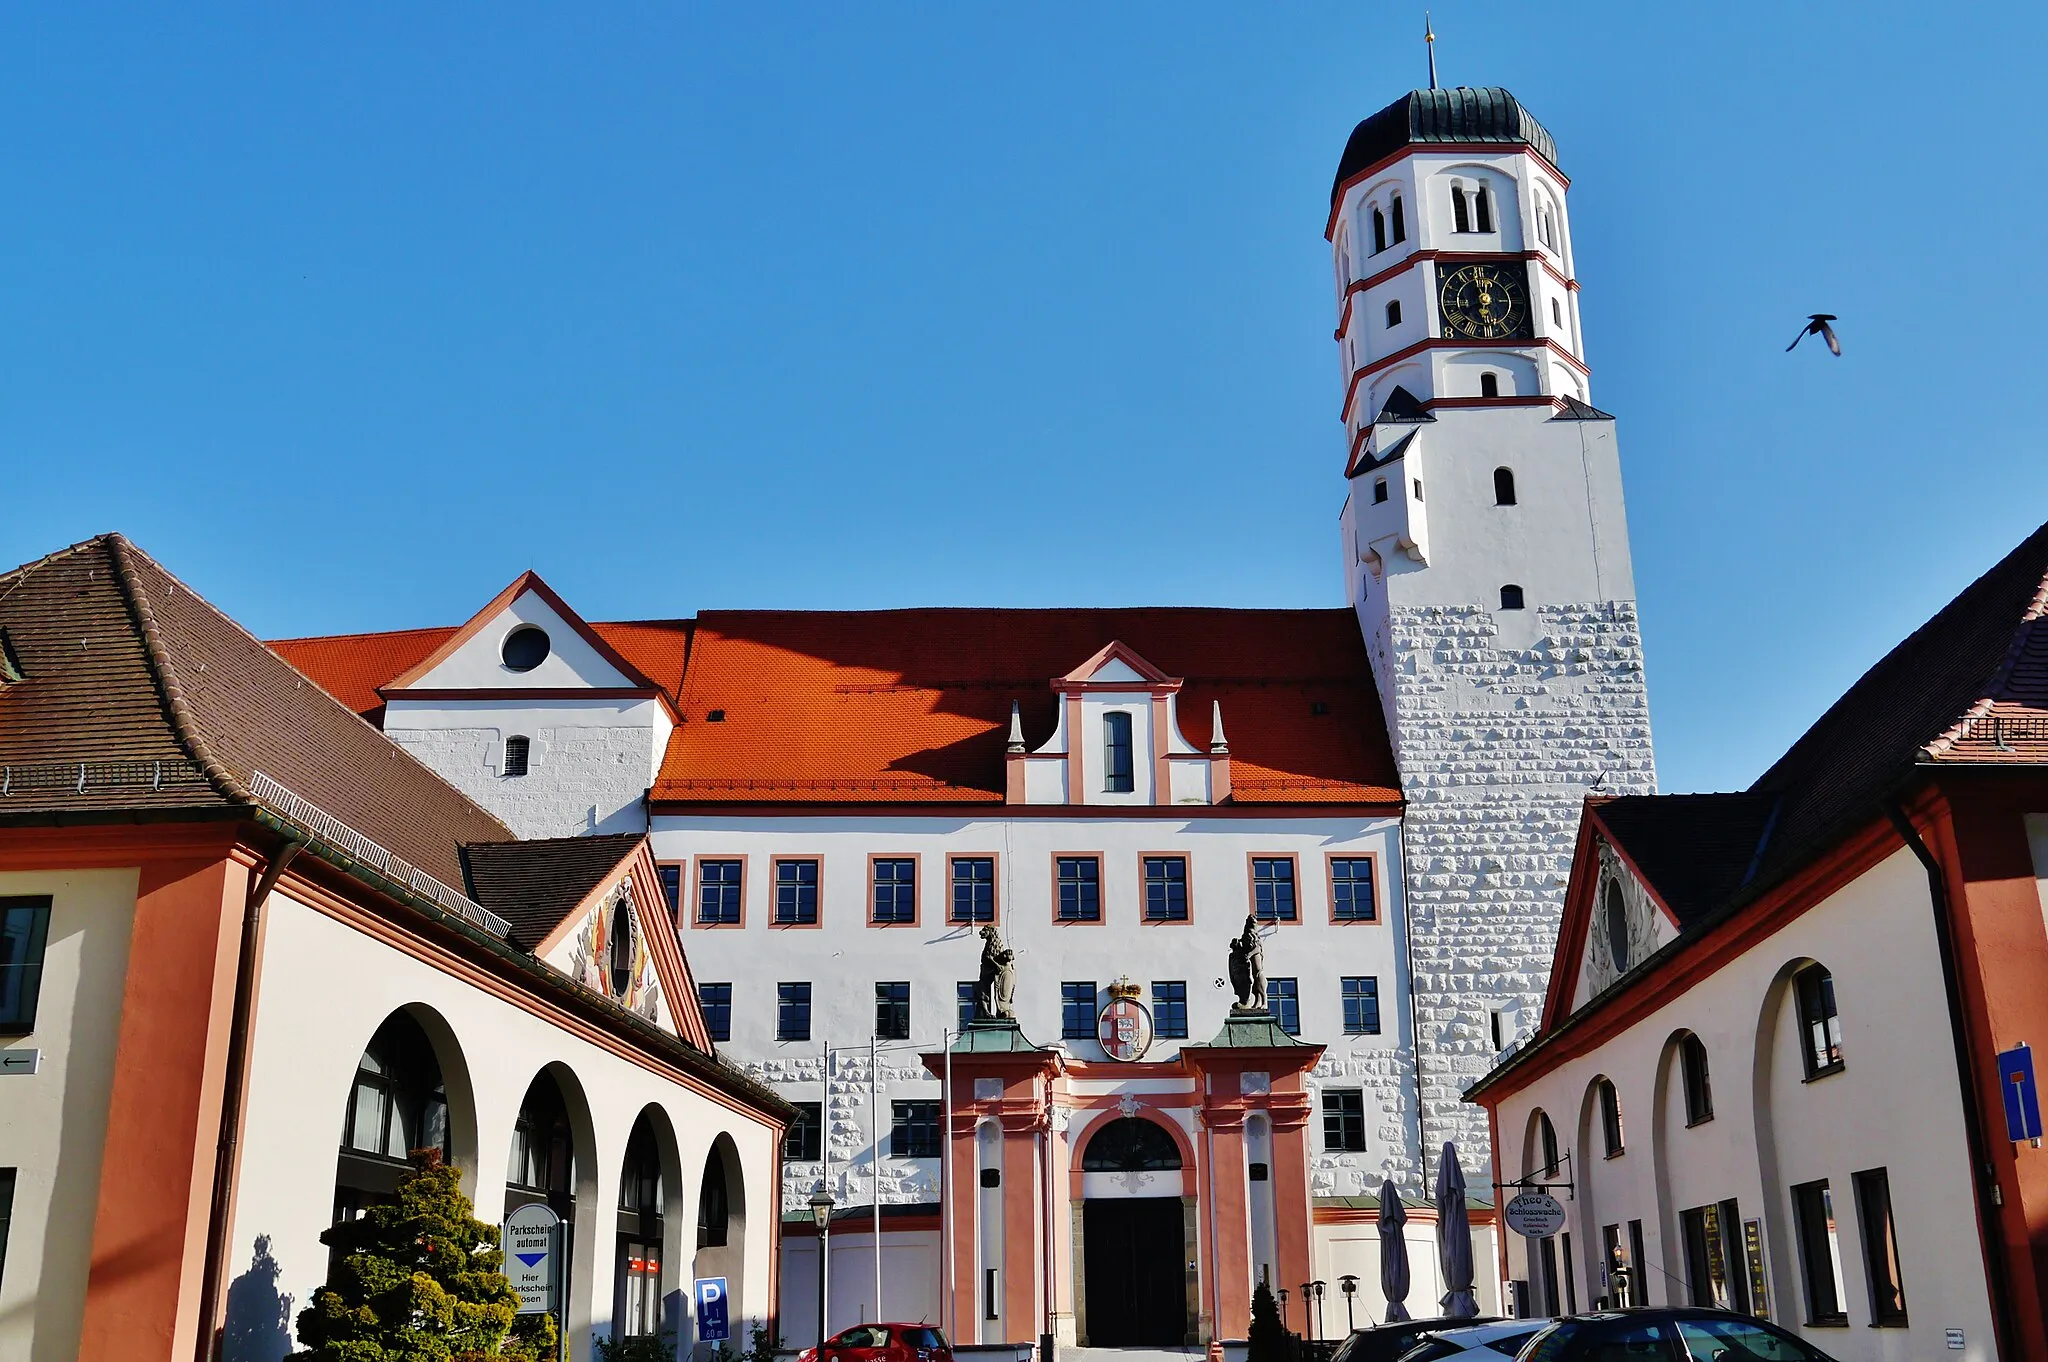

left=695, top=1276, right=730, bottom=1342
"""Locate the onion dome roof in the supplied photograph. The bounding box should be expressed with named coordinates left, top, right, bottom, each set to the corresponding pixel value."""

left=1332, top=87, right=1559, bottom=208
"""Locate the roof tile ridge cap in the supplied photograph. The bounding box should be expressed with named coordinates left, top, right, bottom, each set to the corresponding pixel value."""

left=268, top=623, right=459, bottom=646
left=118, top=537, right=519, bottom=840
left=103, top=534, right=254, bottom=804
left=1922, top=558, right=2048, bottom=758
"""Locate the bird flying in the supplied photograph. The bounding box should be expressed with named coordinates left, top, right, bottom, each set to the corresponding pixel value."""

left=1787, top=314, right=1841, bottom=356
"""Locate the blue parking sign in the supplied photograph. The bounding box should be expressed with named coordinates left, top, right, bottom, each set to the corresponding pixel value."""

left=1999, top=1044, right=2042, bottom=1144
left=695, top=1276, right=730, bottom=1342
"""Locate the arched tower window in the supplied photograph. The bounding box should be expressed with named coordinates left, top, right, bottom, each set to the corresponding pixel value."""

left=1596, top=1077, right=1625, bottom=1155
left=1480, top=372, right=1500, bottom=398
left=1494, top=468, right=1517, bottom=505
left=1338, top=239, right=1352, bottom=287
left=1475, top=183, right=1495, bottom=233
left=1679, top=1032, right=1714, bottom=1125
left=1372, top=207, right=1388, bottom=253
left=1391, top=194, right=1406, bottom=243
left=1385, top=300, right=1402, bottom=328
left=1451, top=184, right=1471, bottom=233
left=1499, top=585, right=1525, bottom=611
left=504, top=735, right=530, bottom=777
left=1103, top=711, right=1134, bottom=793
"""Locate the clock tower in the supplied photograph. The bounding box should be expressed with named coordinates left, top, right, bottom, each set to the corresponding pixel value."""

left=1328, top=87, right=1657, bottom=1181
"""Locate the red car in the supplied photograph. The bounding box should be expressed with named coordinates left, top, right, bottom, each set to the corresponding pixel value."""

left=798, top=1324, right=953, bottom=1362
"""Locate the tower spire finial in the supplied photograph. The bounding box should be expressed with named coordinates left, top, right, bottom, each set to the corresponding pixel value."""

left=1425, top=11, right=1438, bottom=90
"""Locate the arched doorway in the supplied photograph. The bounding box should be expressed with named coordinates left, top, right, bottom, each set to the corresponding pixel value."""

left=507, top=1069, right=583, bottom=1337
left=1079, top=1116, right=1188, bottom=1347
left=330, top=1009, right=456, bottom=1226
left=693, top=1132, right=748, bottom=1349
left=617, top=1107, right=679, bottom=1342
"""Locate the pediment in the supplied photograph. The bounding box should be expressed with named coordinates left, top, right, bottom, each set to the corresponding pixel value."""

left=383, top=572, right=652, bottom=696
left=532, top=846, right=712, bottom=1049
left=1570, top=839, right=1674, bottom=1013
left=1058, top=640, right=1180, bottom=690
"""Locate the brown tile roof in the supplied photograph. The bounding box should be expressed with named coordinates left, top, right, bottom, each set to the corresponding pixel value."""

left=275, top=606, right=1401, bottom=807
left=0, top=535, right=512, bottom=885
left=463, top=833, right=646, bottom=950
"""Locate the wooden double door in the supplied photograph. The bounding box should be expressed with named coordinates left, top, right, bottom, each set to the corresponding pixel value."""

left=1081, top=1197, right=1188, bottom=1346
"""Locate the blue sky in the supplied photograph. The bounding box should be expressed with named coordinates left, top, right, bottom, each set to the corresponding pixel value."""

left=3, top=3, right=2043, bottom=796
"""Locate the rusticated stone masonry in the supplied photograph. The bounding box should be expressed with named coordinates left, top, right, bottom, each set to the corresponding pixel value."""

left=1389, top=601, right=1655, bottom=1188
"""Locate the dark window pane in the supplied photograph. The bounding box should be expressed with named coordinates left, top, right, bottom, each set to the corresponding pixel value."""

left=875, top=981, right=910, bottom=1040
left=1269, top=978, right=1299, bottom=1035
left=1682, top=1034, right=1714, bottom=1124
left=1791, top=1179, right=1847, bottom=1324
left=1143, top=857, right=1188, bottom=922
left=1056, top=857, right=1101, bottom=922
left=698, top=983, right=732, bottom=1043
left=1853, top=1167, right=1908, bottom=1325
left=1342, top=976, right=1380, bottom=1035
left=892, top=1100, right=941, bottom=1158
left=1796, top=965, right=1844, bottom=1076
left=784, top=1102, right=822, bottom=1161
left=1322, top=1089, right=1367, bottom=1152
left=1251, top=858, right=1297, bottom=922
left=774, top=859, right=819, bottom=925
left=872, top=859, right=916, bottom=924
left=950, top=857, right=995, bottom=924
left=1495, top=468, right=1517, bottom=506
left=657, top=865, right=683, bottom=919
left=503, top=735, right=530, bottom=777
left=1391, top=195, right=1406, bottom=243
left=697, top=861, right=743, bottom=925
left=1062, top=982, right=1097, bottom=1040
left=1331, top=858, right=1377, bottom=922
left=777, top=982, right=812, bottom=1042
left=957, top=981, right=976, bottom=1032
left=0, top=898, right=53, bottom=1031
left=1152, top=981, right=1188, bottom=1039
left=0, top=1167, right=15, bottom=1288
left=1104, top=712, right=1135, bottom=793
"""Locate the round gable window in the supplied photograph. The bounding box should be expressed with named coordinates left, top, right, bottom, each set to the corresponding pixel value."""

left=502, top=625, right=551, bottom=672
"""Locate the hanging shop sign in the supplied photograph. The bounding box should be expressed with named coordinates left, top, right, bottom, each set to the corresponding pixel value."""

left=1503, top=1191, right=1567, bottom=1238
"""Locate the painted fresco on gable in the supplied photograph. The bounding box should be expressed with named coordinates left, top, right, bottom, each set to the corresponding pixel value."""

left=1577, top=839, right=1660, bottom=1008
left=562, top=881, right=671, bottom=1030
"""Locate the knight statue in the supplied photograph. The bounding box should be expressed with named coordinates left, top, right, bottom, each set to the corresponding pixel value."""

left=976, top=923, right=1017, bottom=1022
left=1227, top=913, right=1266, bottom=1013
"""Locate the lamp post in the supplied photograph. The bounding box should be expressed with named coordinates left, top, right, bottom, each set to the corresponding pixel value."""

left=809, top=1185, right=836, bottom=1348
left=1311, top=1281, right=1326, bottom=1341
left=1278, top=1287, right=1291, bottom=1335
left=1301, top=1283, right=1315, bottom=1342
left=1339, top=1275, right=1358, bottom=1333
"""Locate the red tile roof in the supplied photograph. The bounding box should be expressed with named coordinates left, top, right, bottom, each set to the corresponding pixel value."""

left=276, top=606, right=1401, bottom=807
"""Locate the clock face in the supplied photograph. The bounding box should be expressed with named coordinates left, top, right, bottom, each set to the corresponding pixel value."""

left=1438, top=261, right=1530, bottom=340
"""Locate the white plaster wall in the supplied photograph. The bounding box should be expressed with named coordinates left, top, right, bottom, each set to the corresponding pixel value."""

left=0, top=867, right=137, bottom=1362
left=410, top=592, right=635, bottom=692
left=228, top=888, right=780, bottom=1362
left=385, top=697, right=668, bottom=839
left=1490, top=849, right=1995, bottom=1360
left=653, top=813, right=1420, bottom=1206
left=1311, top=1220, right=1501, bottom=1324
left=780, top=1230, right=942, bottom=1343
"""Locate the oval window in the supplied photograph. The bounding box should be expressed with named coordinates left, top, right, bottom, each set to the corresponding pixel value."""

left=502, top=625, right=551, bottom=672
left=609, top=905, right=634, bottom=997
left=1604, top=881, right=1630, bottom=971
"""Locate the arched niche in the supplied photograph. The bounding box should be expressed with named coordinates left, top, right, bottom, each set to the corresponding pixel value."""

left=692, top=1131, right=749, bottom=1343
left=506, top=1063, right=601, bottom=1344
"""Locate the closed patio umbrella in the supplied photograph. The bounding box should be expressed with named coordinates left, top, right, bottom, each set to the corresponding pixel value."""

left=1377, top=1176, right=1412, bottom=1323
left=1434, top=1141, right=1479, bottom=1319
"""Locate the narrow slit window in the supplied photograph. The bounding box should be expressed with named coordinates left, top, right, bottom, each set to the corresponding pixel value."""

left=1385, top=300, right=1402, bottom=327
left=1853, top=1167, right=1909, bottom=1326
left=1103, top=711, right=1135, bottom=793
left=1413, top=478, right=1423, bottom=501
left=1391, top=194, right=1406, bottom=243
left=1792, top=1178, right=1849, bottom=1325
left=1480, top=372, right=1500, bottom=398
left=1681, top=1033, right=1714, bottom=1124
left=1551, top=298, right=1563, bottom=326
left=1372, top=207, right=1387, bottom=253
left=1597, top=1077, right=1624, bottom=1155
left=1475, top=183, right=1494, bottom=232
left=1452, top=185, right=1471, bottom=233
left=1494, top=467, right=1517, bottom=505
left=1373, top=477, right=1389, bottom=504
left=503, top=735, right=530, bottom=777
left=1500, top=584, right=1526, bottom=610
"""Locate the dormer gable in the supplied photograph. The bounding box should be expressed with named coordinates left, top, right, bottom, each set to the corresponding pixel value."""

left=1007, top=641, right=1231, bottom=806
left=382, top=571, right=668, bottom=707
left=1541, top=805, right=1688, bottom=1027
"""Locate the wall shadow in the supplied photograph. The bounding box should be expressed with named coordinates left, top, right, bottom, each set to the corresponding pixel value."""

left=219, top=1234, right=294, bottom=1362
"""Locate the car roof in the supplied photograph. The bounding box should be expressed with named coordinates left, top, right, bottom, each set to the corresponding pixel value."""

left=1425, top=1321, right=1548, bottom=1341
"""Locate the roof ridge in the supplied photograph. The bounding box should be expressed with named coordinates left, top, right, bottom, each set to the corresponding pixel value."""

left=102, top=534, right=253, bottom=804
left=270, top=624, right=459, bottom=645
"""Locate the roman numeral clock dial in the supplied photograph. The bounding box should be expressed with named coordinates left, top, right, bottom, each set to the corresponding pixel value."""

left=1438, top=261, right=1531, bottom=340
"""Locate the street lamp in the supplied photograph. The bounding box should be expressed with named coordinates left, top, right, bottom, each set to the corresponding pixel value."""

left=809, top=1185, right=836, bottom=1348
left=1338, top=1275, right=1358, bottom=1333
left=1277, top=1287, right=1291, bottom=1334
left=1311, top=1281, right=1327, bottom=1341
left=1301, top=1284, right=1315, bottom=1342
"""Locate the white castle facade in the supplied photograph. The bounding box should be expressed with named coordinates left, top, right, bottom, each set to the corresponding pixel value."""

left=274, top=85, right=1654, bottom=1345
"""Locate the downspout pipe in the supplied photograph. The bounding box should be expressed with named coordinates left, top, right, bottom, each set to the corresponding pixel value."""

left=1886, top=802, right=2018, bottom=1360
left=194, top=835, right=303, bottom=1361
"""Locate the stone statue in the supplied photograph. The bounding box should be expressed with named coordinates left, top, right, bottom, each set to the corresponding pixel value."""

left=1228, top=913, right=1266, bottom=1013
left=976, top=924, right=1017, bottom=1021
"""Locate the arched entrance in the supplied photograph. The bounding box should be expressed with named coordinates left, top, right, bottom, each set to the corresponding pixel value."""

left=617, top=1107, right=680, bottom=1341
left=330, top=1008, right=459, bottom=1226
left=693, top=1132, right=748, bottom=1351
left=1078, top=1117, right=1188, bottom=1347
